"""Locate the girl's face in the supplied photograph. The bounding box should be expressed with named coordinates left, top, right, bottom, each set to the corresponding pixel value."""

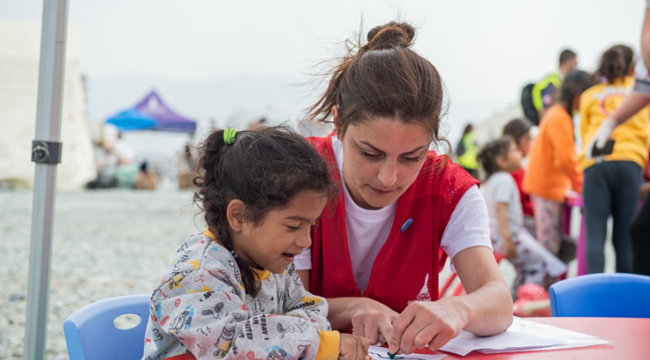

left=338, top=118, right=431, bottom=210
left=497, top=141, right=523, bottom=174
left=235, top=190, right=327, bottom=274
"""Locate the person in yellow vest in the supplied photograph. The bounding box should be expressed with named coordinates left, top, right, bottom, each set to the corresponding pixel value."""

left=532, top=49, right=578, bottom=119
left=579, top=44, right=650, bottom=274
left=456, top=124, right=480, bottom=178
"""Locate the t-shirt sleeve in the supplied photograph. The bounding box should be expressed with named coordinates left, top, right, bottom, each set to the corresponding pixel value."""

left=293, top=249, right=312, bottom=270
left=440, top=185, right=493, bottom=272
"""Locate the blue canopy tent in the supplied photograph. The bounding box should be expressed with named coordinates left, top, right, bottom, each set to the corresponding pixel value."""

left=106, top=91, right=196, bottom=133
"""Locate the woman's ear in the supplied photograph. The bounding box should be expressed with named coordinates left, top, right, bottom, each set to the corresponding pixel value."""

left=226, top=199, right=247, bottom=232
left=332, top=106, right=342, bottom=134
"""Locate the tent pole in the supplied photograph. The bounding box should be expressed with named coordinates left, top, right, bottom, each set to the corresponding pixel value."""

left=23, top=0, right=69, bottom=359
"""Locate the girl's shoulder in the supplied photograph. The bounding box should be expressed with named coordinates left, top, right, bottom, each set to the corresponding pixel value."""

left=163, top=233, right=241, bottom=286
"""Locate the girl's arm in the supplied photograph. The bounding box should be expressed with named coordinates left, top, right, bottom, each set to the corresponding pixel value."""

left=297, top=269, right=398, bottom=345
left=282, top=264, right=335, bottom=331
left=496, top=202, right=515, bottom=258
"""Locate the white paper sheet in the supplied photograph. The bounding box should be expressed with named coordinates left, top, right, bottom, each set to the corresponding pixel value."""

left=439, top=317, right=610, bottom=356
left=367, top=345, right=446, bottom=360
left=478, top=317, right=611, bottom=353
left=439, top=328, right=564, bottom=356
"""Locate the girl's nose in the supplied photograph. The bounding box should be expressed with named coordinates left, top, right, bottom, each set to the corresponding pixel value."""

left=295, top=230, right=312, bottom=249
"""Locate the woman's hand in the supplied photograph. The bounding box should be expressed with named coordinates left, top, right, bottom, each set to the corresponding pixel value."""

left=339, top=334, right=371, bottom=360
left=388, top=298, right=467, bottom=354
left=350, top=298, right=399, bottom=345
left=326, top=297, right=398, bottom=345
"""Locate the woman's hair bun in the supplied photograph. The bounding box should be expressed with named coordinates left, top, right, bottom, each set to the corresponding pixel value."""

left=366, top=21, right=415, bottom=50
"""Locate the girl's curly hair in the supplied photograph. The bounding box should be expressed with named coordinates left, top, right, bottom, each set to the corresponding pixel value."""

left=193, top=126, right=335, bottom=297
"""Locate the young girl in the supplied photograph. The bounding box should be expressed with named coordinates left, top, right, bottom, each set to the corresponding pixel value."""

left=478, top=137, right=566, bottom=298
left=502, top=118, right=535, bottom=236
left=142, top=127, right=370, bottom=360
left=579, top=45, right=650, bottom=273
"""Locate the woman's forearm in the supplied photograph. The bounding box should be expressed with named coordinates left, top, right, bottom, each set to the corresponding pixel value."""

left=446, top=281, right=513, bottom=336
left=452, top=247, right=513, bottom=336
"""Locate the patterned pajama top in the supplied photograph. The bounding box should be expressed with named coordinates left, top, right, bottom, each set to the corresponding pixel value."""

left=142, top=229, right=339, bottom=360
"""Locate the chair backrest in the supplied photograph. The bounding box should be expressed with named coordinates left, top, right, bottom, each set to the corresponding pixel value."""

left=63, top=295, right=150, bottom=360
left=549, top=273, right=650, bottom=317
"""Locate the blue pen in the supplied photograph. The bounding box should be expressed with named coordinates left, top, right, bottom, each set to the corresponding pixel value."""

left=401, top=218, right=413, bottom=233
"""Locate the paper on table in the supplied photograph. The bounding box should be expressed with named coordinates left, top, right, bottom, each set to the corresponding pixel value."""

left=367, top=345, right=446, bottom=360
left=477, top=317, right=611, bottom=353
left=439, top=317, right=611, bottom=356
left=439, top=327, right=564, bottom=356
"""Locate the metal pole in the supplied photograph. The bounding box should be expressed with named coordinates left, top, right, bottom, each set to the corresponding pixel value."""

left=23, top=0, right=69, bottom=359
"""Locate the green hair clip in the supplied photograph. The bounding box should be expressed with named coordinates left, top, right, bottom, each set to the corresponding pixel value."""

left=223, top=128, right=238, bottom=145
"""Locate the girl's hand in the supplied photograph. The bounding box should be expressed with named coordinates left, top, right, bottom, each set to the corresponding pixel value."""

left=339, top=334, right=371, bottom=360
left=350, top=298, right=399, bottom=345
left=388, top=299, right=467, bottom=354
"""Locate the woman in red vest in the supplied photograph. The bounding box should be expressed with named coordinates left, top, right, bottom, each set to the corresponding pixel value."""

left=294, top=22, right=512, bottom=354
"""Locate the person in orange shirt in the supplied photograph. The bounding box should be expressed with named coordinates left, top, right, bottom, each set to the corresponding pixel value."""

left=523, top=71, right=594, bottom=256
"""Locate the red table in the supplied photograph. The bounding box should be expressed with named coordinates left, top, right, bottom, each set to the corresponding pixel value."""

left=168, top=317, right=650, bottom=360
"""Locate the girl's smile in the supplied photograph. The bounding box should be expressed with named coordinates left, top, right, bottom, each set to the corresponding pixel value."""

left=230, top=190, right=328, bottom=274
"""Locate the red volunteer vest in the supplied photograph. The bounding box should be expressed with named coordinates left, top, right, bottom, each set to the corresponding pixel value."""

left=307, top=133, right=479, bottom=313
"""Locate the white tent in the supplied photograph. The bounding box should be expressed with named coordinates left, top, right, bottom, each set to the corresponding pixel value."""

left=0, top=21, right=96, bottom=191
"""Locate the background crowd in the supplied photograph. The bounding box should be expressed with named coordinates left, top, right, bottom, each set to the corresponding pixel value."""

left=457, top=44, right=650, bottom=305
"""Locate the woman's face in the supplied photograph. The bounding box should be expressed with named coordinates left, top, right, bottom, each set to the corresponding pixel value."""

left=338, top=118, right=431, bottom=210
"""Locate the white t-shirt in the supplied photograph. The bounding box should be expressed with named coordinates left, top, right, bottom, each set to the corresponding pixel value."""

left=482, top=171, right=523, bottom=237
left=295, top=136, right=492, bottom=289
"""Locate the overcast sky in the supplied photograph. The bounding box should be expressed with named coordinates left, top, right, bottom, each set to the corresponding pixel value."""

left=1, top=0, right=646, bottom=142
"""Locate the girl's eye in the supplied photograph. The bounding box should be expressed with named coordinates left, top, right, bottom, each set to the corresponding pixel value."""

left=287, top=225, right=300, bottom=231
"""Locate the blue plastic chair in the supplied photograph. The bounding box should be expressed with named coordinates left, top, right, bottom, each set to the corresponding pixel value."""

left=63, top=295, right=150, bottom=360
left=549, top=273, right=650, bottom=317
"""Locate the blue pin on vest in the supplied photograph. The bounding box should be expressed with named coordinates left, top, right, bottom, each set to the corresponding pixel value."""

left=400, top=218, right=413, bottom=233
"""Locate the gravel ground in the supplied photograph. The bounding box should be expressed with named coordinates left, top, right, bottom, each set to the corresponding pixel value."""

left=0, top=189, right=201, bottom=360
left=0, top=189, right=613, bottom=359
